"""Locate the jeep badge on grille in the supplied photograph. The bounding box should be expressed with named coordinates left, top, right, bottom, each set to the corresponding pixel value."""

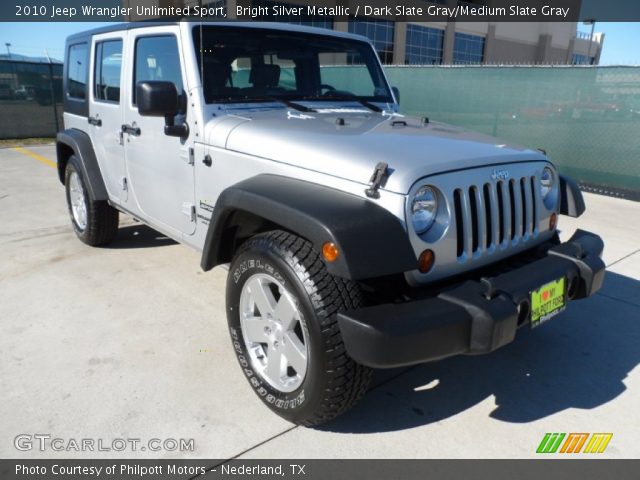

left=491, top=169, right=510, bottom=180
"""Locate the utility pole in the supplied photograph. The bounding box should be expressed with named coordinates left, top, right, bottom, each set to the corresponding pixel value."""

left=584, top=20, right=596, bottom=64
left=45, top=48, right=60, bottom=132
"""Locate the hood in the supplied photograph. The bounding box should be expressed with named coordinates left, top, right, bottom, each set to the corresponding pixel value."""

left=205, top=107, right=546, bottom=194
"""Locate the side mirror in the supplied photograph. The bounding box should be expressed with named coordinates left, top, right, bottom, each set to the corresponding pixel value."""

left=136, top=81, right=188, bottom=138
left=392, top=86, right=400, bottom=105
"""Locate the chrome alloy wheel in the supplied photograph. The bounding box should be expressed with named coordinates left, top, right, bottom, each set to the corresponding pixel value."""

left=239, top=273, right=309, bottom=393
left=68, top=171, right=87, bottom=230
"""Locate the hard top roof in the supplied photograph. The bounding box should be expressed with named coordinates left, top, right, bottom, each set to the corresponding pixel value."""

left=66, top=21, right=370, bottom=44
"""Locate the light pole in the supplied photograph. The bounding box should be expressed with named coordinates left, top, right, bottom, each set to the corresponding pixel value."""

left=583, top=20, right=596, bottom=64
left=5, top=42, right=11, bottom=57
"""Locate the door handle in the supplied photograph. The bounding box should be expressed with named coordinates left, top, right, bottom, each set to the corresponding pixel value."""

left=88, top=116, right=102, bottom=127
left=121, top=124, right=141, bottom=136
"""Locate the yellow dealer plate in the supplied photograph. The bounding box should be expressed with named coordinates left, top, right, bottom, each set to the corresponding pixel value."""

left=531, top=278, right=566, bottom=327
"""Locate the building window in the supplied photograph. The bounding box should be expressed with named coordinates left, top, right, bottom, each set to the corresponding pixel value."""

left=348, top=20, right=395, bottom=64
left=453, top=32, right=485, bottom=64
left=250, top=0, right=334, bottom=29
left=405, top=24, right=444, bottom=65
left=571, top=54, right=595, bottom=65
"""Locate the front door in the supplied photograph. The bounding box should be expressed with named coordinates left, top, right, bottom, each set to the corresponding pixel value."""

left=122, top=28, right=195, bottom=235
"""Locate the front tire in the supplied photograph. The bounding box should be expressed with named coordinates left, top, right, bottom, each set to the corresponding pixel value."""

left=226, top=230, right=372, bottom=426
left=64, top=155, right=119, bottom=246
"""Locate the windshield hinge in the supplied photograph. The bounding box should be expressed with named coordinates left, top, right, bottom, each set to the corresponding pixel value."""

left=365, top=162, right=390, bottom=199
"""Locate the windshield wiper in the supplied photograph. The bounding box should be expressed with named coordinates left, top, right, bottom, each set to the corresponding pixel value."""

left=306, top=92, right=383, bottom=113
left=269, top=97, right=316, bottom=113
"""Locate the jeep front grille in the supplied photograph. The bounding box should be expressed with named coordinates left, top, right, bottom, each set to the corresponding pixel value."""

left=453, top=176, right=540, bottom=260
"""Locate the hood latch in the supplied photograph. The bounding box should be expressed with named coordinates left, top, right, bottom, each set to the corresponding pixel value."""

left=365, top=162, right=390, bottom=199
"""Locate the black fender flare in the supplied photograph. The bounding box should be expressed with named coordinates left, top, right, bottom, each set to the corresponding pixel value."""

left=56, top=129, right=108, bottom=201
left=559, top=174, right=586, bottom=218
left=201, top=175, right=417, bottom=280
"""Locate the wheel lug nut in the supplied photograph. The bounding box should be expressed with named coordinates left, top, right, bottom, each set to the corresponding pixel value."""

left=264, top=327, right=272, bottom=335
left=274, top=341, right=279, bottom=348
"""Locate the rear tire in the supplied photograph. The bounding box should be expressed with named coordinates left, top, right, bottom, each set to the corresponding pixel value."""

left=226, top=230, right=372, bottom=426
left=64, top=155, right=118, bottom=246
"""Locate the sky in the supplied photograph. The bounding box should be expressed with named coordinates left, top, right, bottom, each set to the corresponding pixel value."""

left=1, top=21, right=639, bottom=65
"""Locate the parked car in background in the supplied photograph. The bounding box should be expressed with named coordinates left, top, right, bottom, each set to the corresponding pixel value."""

left=13, top=85, right=35, bottom=100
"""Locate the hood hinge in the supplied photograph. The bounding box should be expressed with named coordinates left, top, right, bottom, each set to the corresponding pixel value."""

left=365, top=162, right=390, bottom=199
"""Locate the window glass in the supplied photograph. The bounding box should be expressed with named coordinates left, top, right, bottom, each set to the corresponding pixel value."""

left=193, top=26, right=392, bottom=104
left=67, top=43, right=88, bottom=99
left=319, top=51, right=377, bottom=98
left=453, top=33, right=485, bottom=65
left=405, top=25, right=444, bottom=65
left=94, top=40, right=123, bottom=102
left=347, top=20, right=395, bottom=65
left=133, top=36, right=183, bottom=104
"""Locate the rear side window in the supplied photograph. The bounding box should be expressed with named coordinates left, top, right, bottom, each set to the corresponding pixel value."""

left=67, top=43, right=88, bottom=99
left=94, top=40, right=123, bottom=103
left=133, top=35, right=183, bottom=104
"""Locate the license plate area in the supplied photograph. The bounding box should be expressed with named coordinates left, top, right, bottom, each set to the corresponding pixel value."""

left=530, top=277, right=566, bottom=328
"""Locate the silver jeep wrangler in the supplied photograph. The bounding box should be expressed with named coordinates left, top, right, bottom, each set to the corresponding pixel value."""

left=57, top=22, right=605, bottom=426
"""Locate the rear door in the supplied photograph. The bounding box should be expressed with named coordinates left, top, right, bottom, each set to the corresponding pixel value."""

left=88, top=32, right=126, bottom=203
left=122, top=28, right=196, bottom=235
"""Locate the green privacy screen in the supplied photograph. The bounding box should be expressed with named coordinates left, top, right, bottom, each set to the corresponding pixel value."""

left=383, top=66, right=640, bottom=197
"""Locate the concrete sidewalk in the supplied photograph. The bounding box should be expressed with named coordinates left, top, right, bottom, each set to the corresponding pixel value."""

left=1, top=145, right=638, bottom=459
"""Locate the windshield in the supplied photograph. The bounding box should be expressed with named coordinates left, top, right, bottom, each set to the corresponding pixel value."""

left=193, top=26, right=393, bottom=105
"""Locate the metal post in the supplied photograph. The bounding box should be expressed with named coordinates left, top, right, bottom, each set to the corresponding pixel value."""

left=45, top=50, right=60, bottom=133
left=585, top=20, right=596, bottom=64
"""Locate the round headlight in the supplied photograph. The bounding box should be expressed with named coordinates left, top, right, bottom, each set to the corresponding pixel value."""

left=411, top=186, right=438, bottom=234
left=540, top=167, right=555, bottom=199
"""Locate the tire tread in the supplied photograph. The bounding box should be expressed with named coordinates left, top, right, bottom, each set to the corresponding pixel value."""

left=65, top=156, right=118, bottom=246
left=237, top=230, right=372, bottom=426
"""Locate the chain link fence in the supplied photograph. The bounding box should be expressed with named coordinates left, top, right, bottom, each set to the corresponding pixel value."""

left=0, top=59, right=63, bottom=139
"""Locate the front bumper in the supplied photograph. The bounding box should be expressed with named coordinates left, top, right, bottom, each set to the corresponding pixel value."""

left=338, top=229, right=605, bottom=368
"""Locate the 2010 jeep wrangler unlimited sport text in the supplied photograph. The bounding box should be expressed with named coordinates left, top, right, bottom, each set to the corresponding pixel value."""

left=57, top=22, right=605, bottom=426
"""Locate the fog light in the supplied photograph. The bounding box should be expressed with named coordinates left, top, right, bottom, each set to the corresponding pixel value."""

left=322, top=242, right=339, bottom=262
left=418, top=249, right=435, bottom=273
left=549, top=212, right=558, bottom=230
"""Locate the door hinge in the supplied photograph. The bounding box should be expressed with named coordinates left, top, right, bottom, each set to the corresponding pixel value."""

left=121, top=177, right=128, bottom=191
left=188, top=147, right=195, bottom=165
left=182, top=202, right=196, bottom=222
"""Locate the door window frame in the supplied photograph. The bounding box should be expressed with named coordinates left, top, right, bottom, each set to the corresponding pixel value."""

left=93, top=38, right=124, bottom=105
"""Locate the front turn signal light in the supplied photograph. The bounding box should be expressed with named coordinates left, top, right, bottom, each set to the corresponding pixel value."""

left=322, top=242, right=339, bottom=262
left=418, top=249, right=435, bottom=274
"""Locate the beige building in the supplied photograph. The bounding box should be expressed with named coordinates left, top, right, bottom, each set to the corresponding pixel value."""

left=124, top=0, right=605, bottom=65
